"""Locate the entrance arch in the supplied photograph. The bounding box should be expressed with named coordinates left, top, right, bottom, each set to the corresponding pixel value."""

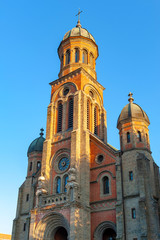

left=34, top=212, right=69, bottom=240
left=94, top=221, right=116, bottom=240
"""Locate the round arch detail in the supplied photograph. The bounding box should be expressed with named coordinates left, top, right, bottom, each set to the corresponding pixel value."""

left=34, top=212, right=70, bottom=240
left=94, top=221, right=116, bottom=240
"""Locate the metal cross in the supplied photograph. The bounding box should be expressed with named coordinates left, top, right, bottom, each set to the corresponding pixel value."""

left=76, top=9, right=83, bottom=21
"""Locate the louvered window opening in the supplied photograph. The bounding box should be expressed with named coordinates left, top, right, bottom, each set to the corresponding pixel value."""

left=94, top=107, right=98, bottom=135
left=87, top=101, right=90, bottom=130
left=57, top=103, right=63, bottom=132
left=68, top=98, right=73, bottom=129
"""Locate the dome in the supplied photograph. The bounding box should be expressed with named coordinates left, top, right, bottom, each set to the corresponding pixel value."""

left=117, top=93, right=150, bottom=128
left=27, top=129, right=45, bottom=155
left=62, top=20, right=96, bottom=43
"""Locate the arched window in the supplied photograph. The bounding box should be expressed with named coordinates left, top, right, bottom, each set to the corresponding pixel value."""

left=89, top=53, right=94, bottom=68
left=102, top=176, right=109, bottom=194
left=64, top=175, right=69, bottom=192
left=82, top=50, right=88, bottom=64
left=94, top=106, right=98, bottom=135
left=127, top=132, right=130, bottom=143
left=29, top=162, right=32, bottom=171
left=137, top=131, right=142, bottom=142
left=66, top=50, right=70, bottom=65
left=57, top=102, right=63, bottom=132
left=87, top=100, right=90, bottom=130
left=37, top=161, right=41, bottom=170
left=68, top=98, right=74, bottom=129
left=56, top=177, right=61, bottom=194
left=75, top=48, right=79, bottom=63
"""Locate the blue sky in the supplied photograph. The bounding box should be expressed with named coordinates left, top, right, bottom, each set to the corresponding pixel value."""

left=0, top=0, right=160, bottom=235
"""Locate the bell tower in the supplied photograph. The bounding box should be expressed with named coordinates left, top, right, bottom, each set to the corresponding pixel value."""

left=28, top=19, right=107, bottom=240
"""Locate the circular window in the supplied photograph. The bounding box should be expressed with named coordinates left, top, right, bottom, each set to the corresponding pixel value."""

left=96, top=154, right=104, bottom=164
left=58, top=157, right=70, bottom=171
left=63, top=88, right=69, bottom=96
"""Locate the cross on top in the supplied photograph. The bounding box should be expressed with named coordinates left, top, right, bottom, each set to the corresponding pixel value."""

left=128, top=92, right=134, bottom=103
left=76, top=9, right=82, bottom=27
left=40, top=128, right=44, bottom=136
left=76, top=9, right=83, bottom=21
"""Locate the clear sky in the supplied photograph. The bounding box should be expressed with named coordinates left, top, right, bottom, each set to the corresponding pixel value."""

left=0, top=0, right=160, bottom=235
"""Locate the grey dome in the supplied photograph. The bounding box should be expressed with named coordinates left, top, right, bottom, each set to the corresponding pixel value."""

left=117, top=94, right=150, bottom=128
left=63, top=21, right=96, bottom=43
left=27, top=129, right=45, bottom=155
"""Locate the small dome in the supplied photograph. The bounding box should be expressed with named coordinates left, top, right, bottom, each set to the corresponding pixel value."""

left=117, top=93, right=150, bottom=128
left=27, top=129, right=45, bottom=155
left=63, top=20, right=96, bottom=43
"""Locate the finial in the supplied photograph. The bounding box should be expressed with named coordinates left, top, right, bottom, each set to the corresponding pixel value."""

left=40, top=128, right=44, bottom=137
left=76, top=9, right=82, bottom=27
left=128, top=92, right=134, bottom=103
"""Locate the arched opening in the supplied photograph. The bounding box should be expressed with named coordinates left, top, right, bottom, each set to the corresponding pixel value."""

left=57, top=102, right=63, bottom=132
left=87, top=100, right=91, bottom=130
left=90, top=53, right=94, bottom=68
left=82, top=49, right=88, bottom=64
left=94, top=106, right=98, bottom=135
left=56, top=177, right=61, bottom=194
left=102, top=176, right=109, bottom=194
left=102, top=228, right=116, bottom=240
left=65, top=50, right=70, bottom=65
left=137, top=131, right=142, bottom=142
left=127, top=132, right=130, bottom=143
left=54, top=227, right=68, bottom=240
left=68, top=98, right=74, bottom=129
left=75, top=48, right=79, bottom=63
left=63, top=175, right=69, bottom=192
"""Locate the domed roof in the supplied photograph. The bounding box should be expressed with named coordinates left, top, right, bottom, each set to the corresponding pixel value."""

left=117, top=93, right=150, bottom=128
left=63, top=20, right=96, bottom=43
left=27, top=129, right=45, bottom=155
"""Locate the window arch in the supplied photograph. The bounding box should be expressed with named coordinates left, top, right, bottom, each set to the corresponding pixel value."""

left=82, top=49, right=88, bottom=64
left=127, top=132, right=130, bottom=143
left=94, top=106, right=98, bottom=135
left=63, top=175, right=69, bottom=192
left=75, top=48, right=79, bottom=63
left=68, top=98, right=74, bottom=129
left=56, top=177, right=61, bottom=194
left=57, top=102, right=63, bottom=132
left=102, top=176, right=110, bottom=194
left=137, top=131, right=142, bottom=142
left=65, top=50, right=70, bottom=65
left=89, top=53, right=94, bottom=68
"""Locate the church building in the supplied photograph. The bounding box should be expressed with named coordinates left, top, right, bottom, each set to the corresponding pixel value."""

left=12, top=18, right=160, bottom=240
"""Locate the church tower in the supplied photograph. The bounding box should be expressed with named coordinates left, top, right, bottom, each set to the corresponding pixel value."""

left=116, top=93, right=160, bottom=240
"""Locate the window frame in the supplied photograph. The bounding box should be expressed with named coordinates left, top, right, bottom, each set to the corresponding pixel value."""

left=100, top=174, right=111, bottom=198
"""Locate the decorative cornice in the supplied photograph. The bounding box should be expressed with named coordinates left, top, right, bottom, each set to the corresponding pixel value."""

left=49, top=67, right=105, bottom=90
